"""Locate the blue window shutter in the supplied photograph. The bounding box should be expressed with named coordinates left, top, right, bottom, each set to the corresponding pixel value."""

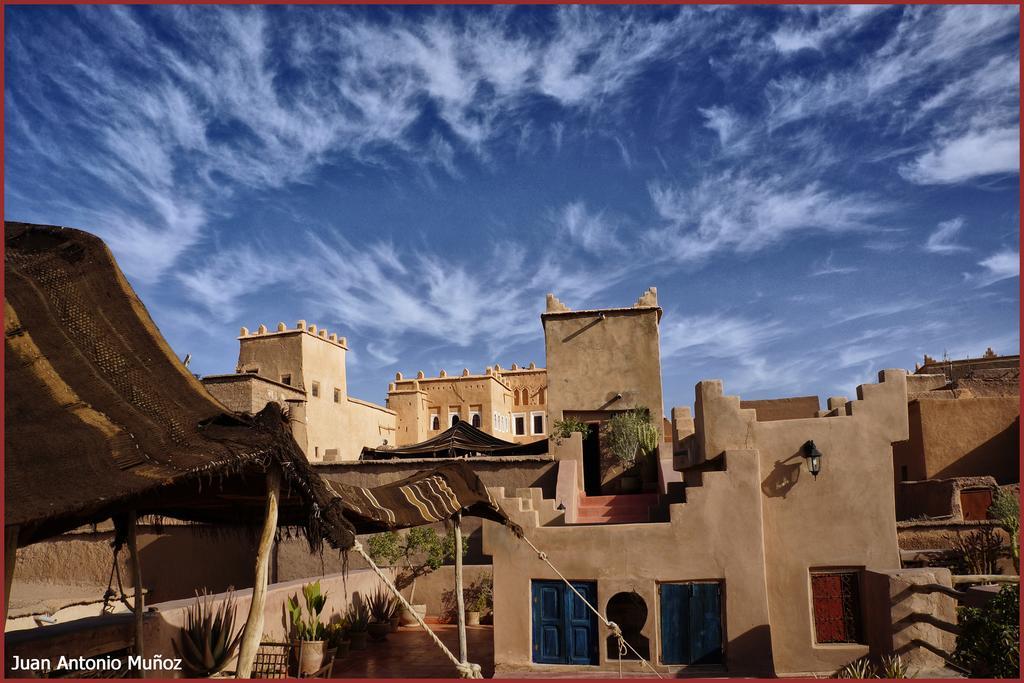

left=688, top=583, right=723, bottom=665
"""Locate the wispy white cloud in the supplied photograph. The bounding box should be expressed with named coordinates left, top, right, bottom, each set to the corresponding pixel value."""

left=899, top=127, right=1019, bottom=185
left=810, top=250, right=858, bottom=277
left=557, top=201, right=622, bottom=255
left=647, top=172, right=888, bottom=262
left=661, top=313, right=782, bottom=360
left=965, top=249, right=1020, bottom=287
left=770, top=5, right=887, bottom=54
left=924, top=217, right=970, bottom=254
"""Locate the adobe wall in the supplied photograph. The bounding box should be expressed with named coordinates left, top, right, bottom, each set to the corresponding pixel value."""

left=693, top=370, right=907, bottom=674
left=739, top=396, right=820, bottom=421
left=202, top=374, right=304, bottom=415
left=896, top=397, right=1019, bottom=484
left=8, top=523, right=257, bottom=615
left=543, top=291, right=664, bottom=430
left=482, top=448, right=773, bottom=676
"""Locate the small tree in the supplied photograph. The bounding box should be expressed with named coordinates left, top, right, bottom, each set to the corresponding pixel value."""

left=366, top=526, right=466, bottom=604
left=989, top=488, right=1019, bottom=571
left=605, top=408, right=660, bottom=467
left=953, top=584, right=1019, bottom=678
left=550, top=416, right=590, bottom=445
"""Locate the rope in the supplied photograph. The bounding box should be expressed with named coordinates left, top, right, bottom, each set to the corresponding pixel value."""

left=353, top=541, right=483, bottom=679
left=519, top=534, right=663, bottom=679
left=101, top=540, right=134, bottom=615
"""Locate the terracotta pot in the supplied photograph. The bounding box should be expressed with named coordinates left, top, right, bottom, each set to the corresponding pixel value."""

left=389, top=615, right=401, bottom=632
left=296, top=640, right=325, bottom=677
left=349, top=631, right=368, bottom=650
left=466, top=611, right=481, bottom=626
left=399, top=604, right=427, bottom=626
left=368, top=622, right=390, bottom=641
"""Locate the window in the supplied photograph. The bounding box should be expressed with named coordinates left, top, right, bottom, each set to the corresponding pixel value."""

left=472, top=413, right=481, bottom=428
left=449, top=407, right=460, bottom=427
left=333, top=388, right=341, bottom=403
left=810, top=570, right=864, bottom=644
left=430, top=411, right=440, bottom=431
left=513, top=389, right=519, bottom=406
left=532, top=412, right=545, bottom=435
left=311, top=381, right=320, bottom=398
left=244, top=367, right=259, bottom=374
left=514, top=413, right=525, bottom=436
left=538, top=387, right=545, bottom=404
left=281, top=374, right=292, bottom=386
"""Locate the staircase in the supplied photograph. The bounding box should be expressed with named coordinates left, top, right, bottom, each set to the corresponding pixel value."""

left=576, top=493, right=659, bottom=524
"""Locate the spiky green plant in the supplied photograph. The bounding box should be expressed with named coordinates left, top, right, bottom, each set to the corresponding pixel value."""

left=879, top=653, right=909, bottom=678
left=172, top=589, right=243, bottom=677
left=346, top=599, right=370, bottom=633
left=835, top=657, right=876, bottom=678
left=367, top=587, right=399, bottom=623
left=287, top=580, right=328, bottom=641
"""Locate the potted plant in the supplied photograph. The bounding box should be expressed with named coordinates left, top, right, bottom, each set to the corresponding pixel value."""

left=286, top=580, right=328, bottom=676
left=605, top=408, right=660, bottom=493
left=346, top=600, right=370, bottom=651
left=465, top=575, right=492, bottom=626
left=366, top=526, right=466, bottom=625
left=366, top=587, right=398, bottom=641
left=325, top=619, right=350, bottom=660
left=172, top=588, right=243, bottom=678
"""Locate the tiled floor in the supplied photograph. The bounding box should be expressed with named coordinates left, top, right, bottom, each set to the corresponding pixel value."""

left=330, top=624, right=495, bottom=678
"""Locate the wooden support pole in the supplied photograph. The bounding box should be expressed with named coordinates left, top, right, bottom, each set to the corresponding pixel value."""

left=127, top=512, right=145, bottom=674
left=453, top=512, right=468, bottom=664
left=236, top=466, right=281, bottom=679
left=4, top=525, right=19, bottom=623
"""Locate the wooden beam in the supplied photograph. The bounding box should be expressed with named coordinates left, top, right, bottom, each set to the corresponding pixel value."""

left=951, top=574, right=1020, bottom=585
left=453, top=512, right=467, bottom=664
left=235, top=466, right=281, bottom=679
left=5, top=525, right=19, bottom=622
left=127, top=512, right=144, bottom=675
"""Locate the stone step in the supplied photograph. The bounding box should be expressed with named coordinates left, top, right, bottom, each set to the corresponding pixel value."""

left=578, top=493, right=658, bottom=508
left=575, top=509, right=651, bottom=524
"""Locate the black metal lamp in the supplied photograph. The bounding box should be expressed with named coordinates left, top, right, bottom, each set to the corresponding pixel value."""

left=802, top=440, right=823, bottom=479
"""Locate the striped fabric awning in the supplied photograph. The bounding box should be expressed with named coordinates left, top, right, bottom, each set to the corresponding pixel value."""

left=323, top=461, right=522, bottom=536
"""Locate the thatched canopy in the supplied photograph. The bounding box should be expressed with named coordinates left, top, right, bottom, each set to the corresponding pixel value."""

left=4, top=222, right=518, bottom=550
left=361, top=419, right=549, bottom=459
left=4, top=222, right=357, bottom=549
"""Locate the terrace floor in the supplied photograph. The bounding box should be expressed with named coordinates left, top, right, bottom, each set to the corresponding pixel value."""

left=330, top=624, right=495, bottom=678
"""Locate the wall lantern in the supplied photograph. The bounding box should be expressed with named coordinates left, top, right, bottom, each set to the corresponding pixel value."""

left=802, top=440, right=823, bottom=479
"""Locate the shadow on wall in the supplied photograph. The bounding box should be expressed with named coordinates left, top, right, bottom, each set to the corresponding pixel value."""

left=713, top=624, right=775, bottom=677
left=760, top=450, right=804, bottom=499
left=934, top=419, right=1020, bottom=485
left=138, top=526, right=259, bottom=603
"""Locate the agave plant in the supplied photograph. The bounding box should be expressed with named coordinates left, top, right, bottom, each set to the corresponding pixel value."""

left=346, top=599, right=371, bottom=633
left=367, top=587, right=399, bottom=623
left=879, top=653, right=909, bottom=678
left=835, top=657, right=877, bottom=679
left=172, top=589, right=243, bottom=677
left=287, top=580, right=328, bottom=642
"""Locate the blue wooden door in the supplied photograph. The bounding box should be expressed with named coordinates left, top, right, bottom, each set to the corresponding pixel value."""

left=659, top=582, right=723, bottom=665
left=532, top=580, right=598, bottom=665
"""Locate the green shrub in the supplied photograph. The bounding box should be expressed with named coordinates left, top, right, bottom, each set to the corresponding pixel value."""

left=953, top=584, right=1019, bottom=678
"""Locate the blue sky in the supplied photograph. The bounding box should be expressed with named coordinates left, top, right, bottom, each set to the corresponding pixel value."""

left=5, top=4, right=1020, bottom=412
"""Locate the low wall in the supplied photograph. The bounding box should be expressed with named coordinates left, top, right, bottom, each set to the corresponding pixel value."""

left=5, top=568, right=393, bottom=678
